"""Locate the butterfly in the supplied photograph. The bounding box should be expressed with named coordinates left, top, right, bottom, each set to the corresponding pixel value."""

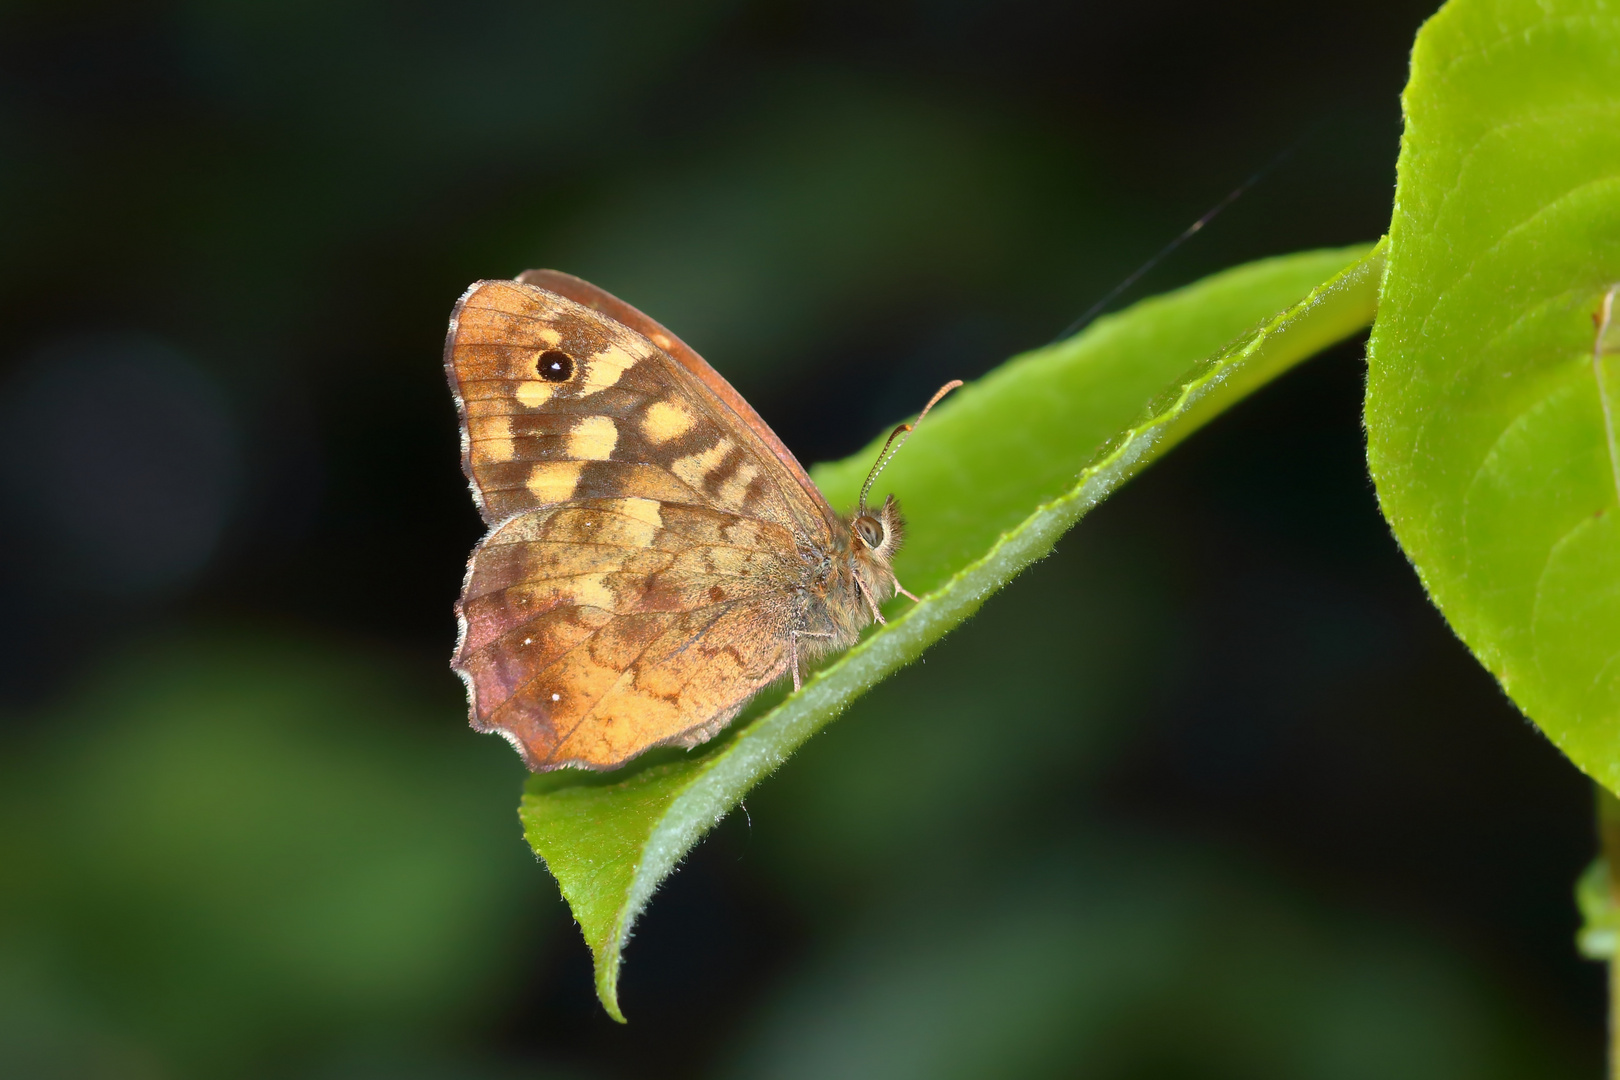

left=444, top=269, right=959, bottom=771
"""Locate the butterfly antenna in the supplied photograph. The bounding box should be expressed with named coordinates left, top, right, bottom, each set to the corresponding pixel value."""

left=1050, top=128, right=1315, bottom=345
left=858, top=379, right=963, bottom=513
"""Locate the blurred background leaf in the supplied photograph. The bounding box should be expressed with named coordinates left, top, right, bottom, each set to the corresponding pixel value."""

left=723, top=837, right=1571, bottom=1080
left=0, top=634, right=544, bottom=1077
left=0, top=0, right=1605, bottom=1076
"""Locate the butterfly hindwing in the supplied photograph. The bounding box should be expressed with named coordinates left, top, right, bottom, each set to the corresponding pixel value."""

left=454, top=499, right=805, bottom=770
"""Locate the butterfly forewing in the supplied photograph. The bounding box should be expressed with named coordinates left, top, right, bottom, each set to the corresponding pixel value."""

left=449, top=281, right=807, bottom=529
left=515, top=269, right=832, bottom=530
left=445, top=277, right=844, bottom=770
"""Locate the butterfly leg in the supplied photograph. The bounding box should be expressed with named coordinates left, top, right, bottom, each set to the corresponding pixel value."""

left=789, top=631, right=834, bottom=692
left=854, top=576, right=888, bottom=626
left=894, top=580, right=921, bottom=603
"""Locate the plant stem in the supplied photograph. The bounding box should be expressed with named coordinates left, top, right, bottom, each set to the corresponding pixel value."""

left=1601, top=786, right=1620, bottom=1080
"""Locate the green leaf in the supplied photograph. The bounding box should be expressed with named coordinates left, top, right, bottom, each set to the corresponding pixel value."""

left=523, top=242, right=1384, bottom=1020
left=1365, top=0, right=1620, bottom=788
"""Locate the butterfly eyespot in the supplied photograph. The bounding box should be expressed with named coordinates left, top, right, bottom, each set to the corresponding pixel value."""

left=854, top=515, right=884, bottom=549
left=537, top=349, right=575, bottom=382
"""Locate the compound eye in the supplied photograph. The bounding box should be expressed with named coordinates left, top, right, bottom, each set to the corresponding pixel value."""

left=854, top=515, right=884, bottom=549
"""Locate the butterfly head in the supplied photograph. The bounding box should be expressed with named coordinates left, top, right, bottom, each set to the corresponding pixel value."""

left=851, top=493, right=904, bottom=564
left=846, top=378, right=962, bottom=617
left=848, top=493, right=904, bottom=616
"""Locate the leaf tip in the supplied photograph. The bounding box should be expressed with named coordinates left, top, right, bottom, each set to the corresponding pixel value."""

left=595, top=950, right=628, bottom=1023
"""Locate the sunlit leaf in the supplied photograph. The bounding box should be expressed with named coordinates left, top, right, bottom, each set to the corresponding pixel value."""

left=523, top=242, right=1384, bottom=1019
left=1365, top=0, right=1620, bottom=788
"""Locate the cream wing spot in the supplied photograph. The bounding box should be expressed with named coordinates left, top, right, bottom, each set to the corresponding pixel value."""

left=641, top=400, right=696, bottom=444
left=576, top=343, right=642, bottom=396
left=516, top=381, right=557, bottom=408
left=599, top=497, right=663, bottom=546
left=525, top=461, right=584, bottom=503
left=717, top=461, right=760, bottom=507
left=470, top=414, right=516, bottom=462
left=613, top=497, right=662, bottom=528
left=571, top=573, right=616, bottom=610
left=566, top=415, right=619, bottom=461
left=672, top=438, right=734, bottom=492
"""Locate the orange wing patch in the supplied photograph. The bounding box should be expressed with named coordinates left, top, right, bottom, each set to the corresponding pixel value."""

left=454, top=498, right=805, bottom=770
left=546, top=601, right=792, bottom=766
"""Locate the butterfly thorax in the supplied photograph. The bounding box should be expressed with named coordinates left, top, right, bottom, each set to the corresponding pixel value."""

left=792, top=493, right=903, bottom=659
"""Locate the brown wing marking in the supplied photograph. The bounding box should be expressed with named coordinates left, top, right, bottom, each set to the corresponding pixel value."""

left=453, top=500, right=804, bottom=770
left=515, top=268, right=832, bottom=529
left=445, top=279, right=828, bottom=543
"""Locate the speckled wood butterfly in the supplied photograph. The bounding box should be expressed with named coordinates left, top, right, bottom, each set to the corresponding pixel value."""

left=444, top=270, right=957, bottom=771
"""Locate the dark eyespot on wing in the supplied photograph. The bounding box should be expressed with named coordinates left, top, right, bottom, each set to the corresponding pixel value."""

left=538, top=350, right=574, bottom=381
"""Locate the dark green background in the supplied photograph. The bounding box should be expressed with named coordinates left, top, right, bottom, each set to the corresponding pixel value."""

left=0, top=1, right=1598, bottom=1077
